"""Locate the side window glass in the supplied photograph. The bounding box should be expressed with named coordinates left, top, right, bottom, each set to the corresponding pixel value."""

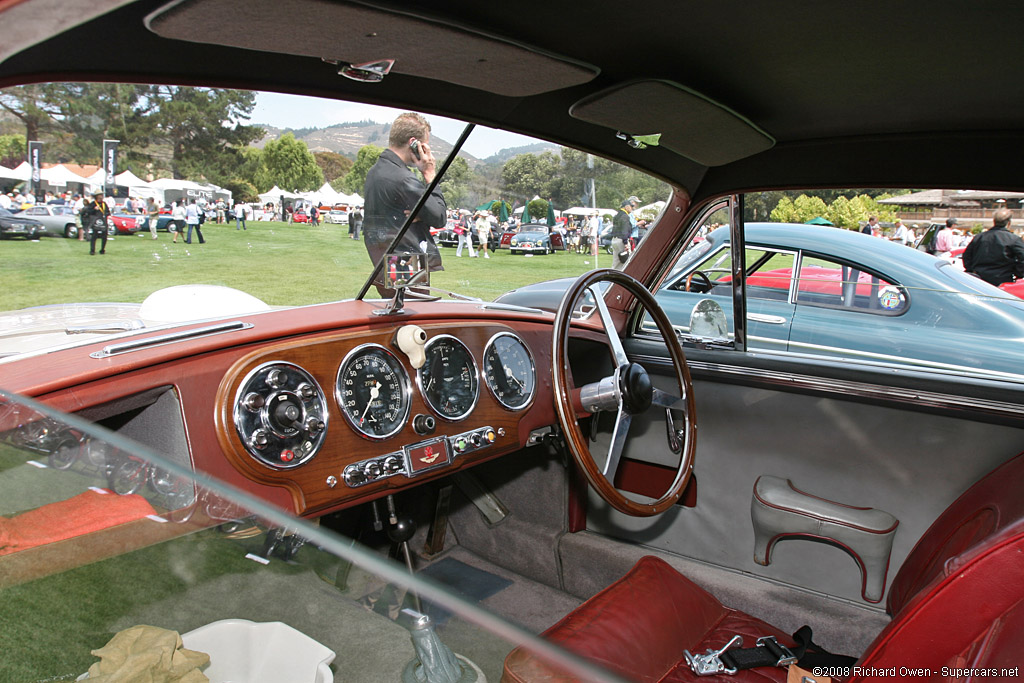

left=796, top=255, right=907, bottom=314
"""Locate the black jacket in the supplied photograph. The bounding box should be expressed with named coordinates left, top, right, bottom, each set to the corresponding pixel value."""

left=363, top=149, right=447, bottom=271
left=963, top=226, right=1024, bottom=286
left=610, top=209, right=631, bottom=240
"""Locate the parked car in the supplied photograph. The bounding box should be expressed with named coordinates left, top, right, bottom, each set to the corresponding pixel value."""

left=508, top=223, right=564, bottom=254
left=0, top=207, right=43, bottom=239
left=436, top=223, right=499, bottom=250
left=107, top=212, right=147, bottom=235
left=292, top=209, right=309, bottom=223
left=326, top=209, right=348, bottom=224
left=4, top=2, right=1024, bottom=681
left=17, top=204, right=79, bottom=238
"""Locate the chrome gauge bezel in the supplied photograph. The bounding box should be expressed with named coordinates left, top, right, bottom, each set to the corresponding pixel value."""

left=232, top=361, right=329, bottom=469
left=417, top=334, right=480, bottom=422
left=336, top=343, right=412, bottom=440
left=482, top=331, right=537, bottom=411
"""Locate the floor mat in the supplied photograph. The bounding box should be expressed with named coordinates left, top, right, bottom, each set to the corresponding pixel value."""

left=419, top=557, right=514, bottom=625
left=361, top=556, right=514, bottom=626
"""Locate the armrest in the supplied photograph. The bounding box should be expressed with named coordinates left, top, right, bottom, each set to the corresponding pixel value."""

left=751, top=476, right=899, bottom=603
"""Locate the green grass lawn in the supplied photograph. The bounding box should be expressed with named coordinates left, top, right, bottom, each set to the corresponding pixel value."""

left=2, top=222, right=609, bottom=310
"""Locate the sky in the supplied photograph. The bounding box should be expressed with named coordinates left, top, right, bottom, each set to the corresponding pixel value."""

left=251, top=92, right=540, bottom=159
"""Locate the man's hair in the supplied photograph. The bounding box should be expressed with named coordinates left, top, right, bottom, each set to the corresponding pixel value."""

left=993, top=208, right=1013, bottom=227
left=389, top=112, right=431, bottom=149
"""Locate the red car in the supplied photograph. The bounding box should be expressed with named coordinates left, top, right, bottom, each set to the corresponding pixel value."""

left=949, top=246, right=1024, bottom=298
left=292, top=209, right=309, bottom=223
left=107, top=212, right=147, bottom=235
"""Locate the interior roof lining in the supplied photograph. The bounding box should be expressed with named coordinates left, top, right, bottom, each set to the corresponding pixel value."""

left=145, top=0, right=599, bottom=97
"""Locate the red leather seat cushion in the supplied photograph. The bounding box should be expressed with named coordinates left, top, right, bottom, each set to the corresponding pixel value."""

left=502, top=556, right=792, bottom=683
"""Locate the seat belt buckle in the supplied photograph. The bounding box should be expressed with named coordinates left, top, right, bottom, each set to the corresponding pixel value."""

left=683, top=634, right=742, bottom=676
left=757, top=636, right=797, bottom=667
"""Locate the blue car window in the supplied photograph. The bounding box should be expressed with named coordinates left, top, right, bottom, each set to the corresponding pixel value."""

left=795, top=254, right=907, bottom=315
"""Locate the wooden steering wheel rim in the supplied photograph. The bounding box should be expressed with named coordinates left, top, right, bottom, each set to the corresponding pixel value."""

left=552, top=269, right=697, bottom=517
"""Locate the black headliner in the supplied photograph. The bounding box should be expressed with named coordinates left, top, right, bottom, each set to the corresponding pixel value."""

left=3, top=0, right=1023, bottom=200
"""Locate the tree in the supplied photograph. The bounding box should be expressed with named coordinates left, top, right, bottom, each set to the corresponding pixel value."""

left=338, top=144, right=383, bottom=195
left=0, top=84, right=66, bottom=144
left=438, top=155, right=471, bottom=209
left=254, top=133, right=323, bottom=192
left=314, top=151, right=353, bottom=184
left=149, top=86, right=262, bottom=182
left=0, top=133, right=25, bottom=167
left=500, top=151, right=560, bottom=204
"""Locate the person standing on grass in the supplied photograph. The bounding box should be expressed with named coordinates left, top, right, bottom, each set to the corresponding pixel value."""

left=234, top=200, right=247, bottom=230
left=475, top=211, right=491, bottom=259
left=185, top=199, right=205, bottom=244
left=81, top=193, right=110, bottom=255
left=146, top=197, right=160, bottom=240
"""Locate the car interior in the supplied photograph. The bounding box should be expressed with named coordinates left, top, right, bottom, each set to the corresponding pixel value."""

left=1, top=1, right=1024, bottom=681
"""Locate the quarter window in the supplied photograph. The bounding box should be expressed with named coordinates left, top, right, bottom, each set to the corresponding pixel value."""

left=795, top=255, right=907, bottom=315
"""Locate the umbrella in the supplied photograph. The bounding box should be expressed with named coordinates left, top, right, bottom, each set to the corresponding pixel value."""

left=498, top=200, right=509, bottom=223
left=522, top=203, right=531, bottom=223
left=805, top=216, right=834, bottom=226
left=546, top=200, right=556, bottom=226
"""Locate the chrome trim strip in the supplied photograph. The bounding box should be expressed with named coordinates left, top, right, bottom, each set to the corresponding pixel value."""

left=630, top=353, right=1024, bottom=417
left=90, top=321, right=253, bottom=358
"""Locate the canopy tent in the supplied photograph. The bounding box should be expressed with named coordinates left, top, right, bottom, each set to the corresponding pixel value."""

left=150, top=177, right=231, bottom=205
left=0, top=163, right=30, bottom=181
left=558, top=206, right=617, bottom=217
left=114, top=170, right=161, bottom=200
left=41, top=164, right=88, bottom=186
left=258, top=185, right=306, bottom=206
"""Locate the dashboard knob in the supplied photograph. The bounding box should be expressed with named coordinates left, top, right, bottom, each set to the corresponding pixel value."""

left=251, top=430, right=269, bottom=449
left=453, top=437, right=468, bottom=453
left=297, top=383, right=315, bottom=401
left=243, top=392, right=265, bottom=411
left=413, top=414, right=436, bottom=435
left=484, top=428, right=497, bottom=444
left=266, top=368, right=286, bottom=388
left=471, top=433, right=483, bottom=447
left=344, top=466, right=366, bottom=487
left=306, top=417, right=325, bottom=434
left=364, top=461, right=382, bottom=479
left=383, top=456, right=402, bottom=474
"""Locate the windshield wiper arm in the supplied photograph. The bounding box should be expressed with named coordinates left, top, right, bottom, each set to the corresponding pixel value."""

left=356, top=122, right=476, bottom=300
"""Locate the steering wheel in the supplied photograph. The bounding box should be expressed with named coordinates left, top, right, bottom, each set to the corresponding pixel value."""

left=685, top=269, right=713, bottom=292
left=553, top=269, right=696, bottom=517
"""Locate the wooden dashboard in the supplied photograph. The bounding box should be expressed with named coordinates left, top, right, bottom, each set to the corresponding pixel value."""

left=213, top=320, right=558, bottom=515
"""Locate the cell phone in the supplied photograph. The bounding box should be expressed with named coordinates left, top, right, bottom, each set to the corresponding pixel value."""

left=410, top=138, right=422, bottom=161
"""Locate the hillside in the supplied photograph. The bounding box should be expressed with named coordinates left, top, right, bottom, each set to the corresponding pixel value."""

left=255, top=122, right=558, bottom=166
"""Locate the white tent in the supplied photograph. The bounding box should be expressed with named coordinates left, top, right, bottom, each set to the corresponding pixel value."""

left=258, top=185, right=305, bottom=206
left=563, top=206, right=616, bottom=217
left=114, top=170, right=160, bottom=200
left=41, top=164, right=88, bottom=186
left=0, top=163, right=30, bottom=181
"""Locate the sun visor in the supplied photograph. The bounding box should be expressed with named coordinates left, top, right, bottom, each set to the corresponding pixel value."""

left=146, top=0, right=598, bottom=97
left=570, top=80, right=774, bottom=166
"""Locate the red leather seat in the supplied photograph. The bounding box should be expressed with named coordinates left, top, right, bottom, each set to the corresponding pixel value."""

left=502, top=453, right=1024, bottom=682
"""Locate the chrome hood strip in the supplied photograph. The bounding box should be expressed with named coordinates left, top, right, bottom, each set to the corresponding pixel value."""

left=91, top=321, right=253, bottom=358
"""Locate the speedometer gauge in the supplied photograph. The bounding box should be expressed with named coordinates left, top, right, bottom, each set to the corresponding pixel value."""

left=418, top=335, right=479, bottom=420
left=336, top=344, right=411, bottom=440
left=483, top=332, right=536, bottom=410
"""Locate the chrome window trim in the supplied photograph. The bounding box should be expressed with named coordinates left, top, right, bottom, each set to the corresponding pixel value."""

left=631, top=352, right=1024, bottom=419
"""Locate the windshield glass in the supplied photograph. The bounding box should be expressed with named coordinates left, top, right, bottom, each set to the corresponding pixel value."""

left=0, top=388, right=624, bottom=682
left=0, top=84, right=669, bottom=357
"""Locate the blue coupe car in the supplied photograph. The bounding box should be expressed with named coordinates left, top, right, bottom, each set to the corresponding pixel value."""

left=499, top=223, right=1024, bottom=380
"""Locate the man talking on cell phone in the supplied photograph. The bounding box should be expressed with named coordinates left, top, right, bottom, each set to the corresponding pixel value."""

left=363, top=112, right=447, bottom=296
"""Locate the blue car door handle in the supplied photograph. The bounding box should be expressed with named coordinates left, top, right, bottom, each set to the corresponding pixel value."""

left=747, top=313, right=788, bottom=325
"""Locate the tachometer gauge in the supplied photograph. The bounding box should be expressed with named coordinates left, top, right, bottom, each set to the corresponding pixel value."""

left=483, top=332, right=536, bottom=410
left=418, top=335, right=479, bottom=421
left=337, top=344, right=411, bottom=440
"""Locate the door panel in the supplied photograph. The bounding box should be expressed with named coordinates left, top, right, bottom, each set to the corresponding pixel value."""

left=586, top=344, right=1024, bottom=605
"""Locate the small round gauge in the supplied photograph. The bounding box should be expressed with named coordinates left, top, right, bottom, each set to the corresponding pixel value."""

left=418, top=335, right=479, bottom=421
left=337, top=344, right=411, bottom=440
left=483, top=332, right=537, bottom=410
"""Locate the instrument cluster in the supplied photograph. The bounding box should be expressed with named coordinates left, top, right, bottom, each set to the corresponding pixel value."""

left=230, top=327, right=538, bottom=484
